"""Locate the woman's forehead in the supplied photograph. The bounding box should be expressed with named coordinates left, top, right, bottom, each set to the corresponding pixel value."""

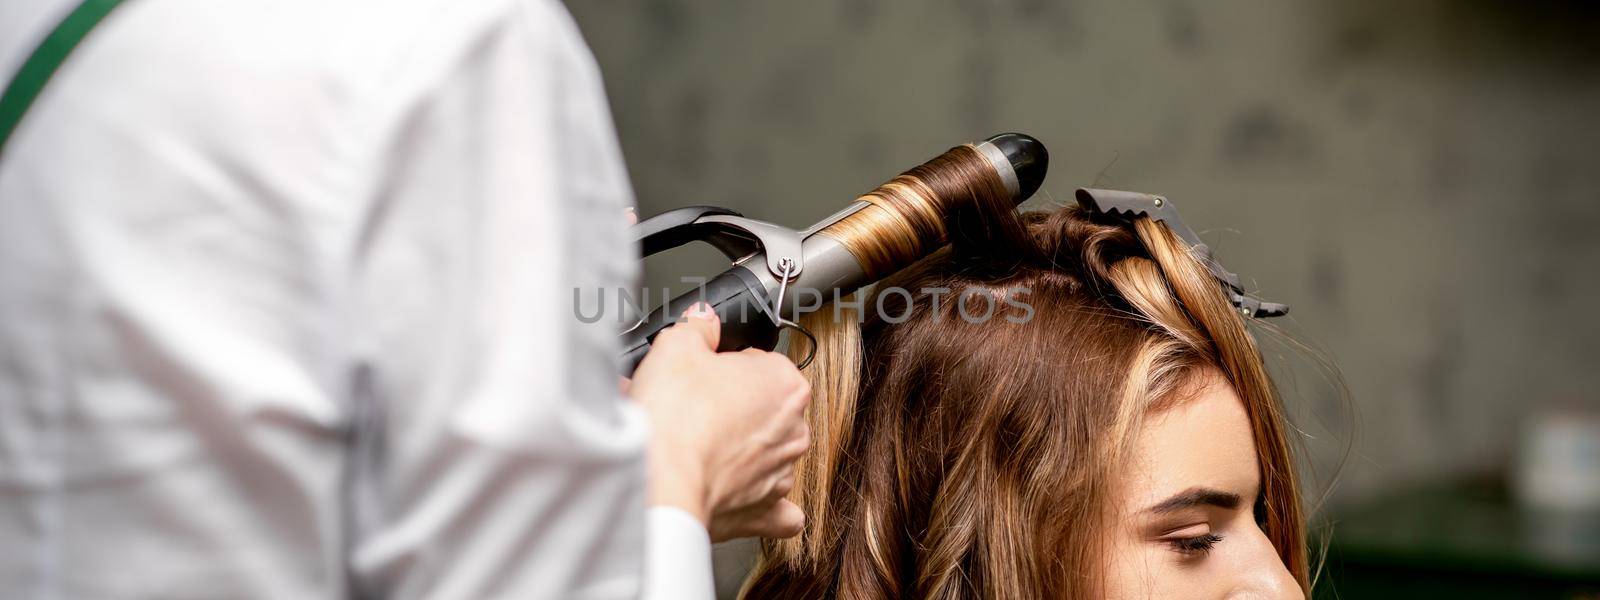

left=1120, top=373, right=1261, bottom=511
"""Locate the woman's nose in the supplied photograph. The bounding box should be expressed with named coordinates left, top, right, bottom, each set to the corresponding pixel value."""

left=1228, top=527, right=1303, bottom=600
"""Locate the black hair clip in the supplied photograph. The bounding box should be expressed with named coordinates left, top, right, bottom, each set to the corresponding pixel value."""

left=1075, top=188, right=1289, bottom=319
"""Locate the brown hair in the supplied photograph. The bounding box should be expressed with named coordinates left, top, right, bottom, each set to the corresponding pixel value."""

left=816, top=145, right=1010, bottom=279
left=743, top=175, right=1308, bottom=597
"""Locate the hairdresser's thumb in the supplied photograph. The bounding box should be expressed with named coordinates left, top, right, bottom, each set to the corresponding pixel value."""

left=664, top=302, right=722, bottom=353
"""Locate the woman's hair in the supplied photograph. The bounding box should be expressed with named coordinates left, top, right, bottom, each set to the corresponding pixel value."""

left=742, top=170, right=1308, bottom=597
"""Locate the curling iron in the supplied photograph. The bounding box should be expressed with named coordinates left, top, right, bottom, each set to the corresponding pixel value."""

left=619, top=133, right=1048, bottom=375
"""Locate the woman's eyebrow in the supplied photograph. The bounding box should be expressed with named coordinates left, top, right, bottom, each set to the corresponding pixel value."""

left=1144, top=487, right=1242, bottom=514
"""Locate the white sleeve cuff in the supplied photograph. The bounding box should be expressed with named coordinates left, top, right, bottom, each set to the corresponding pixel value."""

left=641, top=506, right=715, bottom=600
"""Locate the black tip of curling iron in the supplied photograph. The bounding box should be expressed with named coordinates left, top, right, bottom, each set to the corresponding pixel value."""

left=984, top=132, right=1048, bottom=201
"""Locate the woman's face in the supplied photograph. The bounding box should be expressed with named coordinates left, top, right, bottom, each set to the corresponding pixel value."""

left=1103, top=370, right=1302, bottom=599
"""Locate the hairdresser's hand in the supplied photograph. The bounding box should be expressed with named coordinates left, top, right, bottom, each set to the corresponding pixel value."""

left=630, top=303, right=811, bottom=542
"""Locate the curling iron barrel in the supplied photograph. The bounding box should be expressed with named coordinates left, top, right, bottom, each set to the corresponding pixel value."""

left=620, top=133, right=1048, bottom=375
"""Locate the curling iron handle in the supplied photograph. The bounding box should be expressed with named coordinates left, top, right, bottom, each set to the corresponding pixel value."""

left=619, top=267, right=783, bottom=376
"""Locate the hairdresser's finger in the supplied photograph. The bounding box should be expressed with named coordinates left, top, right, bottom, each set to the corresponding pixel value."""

left=624, top=206, right=637, bottom=226
left=768, top=470, right=795, bottom=500
left=781, top=421, right=811, bottom=460
left=753, top=499, right=805, bottom=540
left=786, top=370, right=812, bottom=412
left=709, top=497, right=806, bottom=542
left=618, top=376, right=632, bottom=397
left=655, top=302, right=721, bottom=352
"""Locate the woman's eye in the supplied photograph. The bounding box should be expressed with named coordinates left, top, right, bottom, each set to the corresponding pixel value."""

left=1166, top=533, right=1223, bottom=556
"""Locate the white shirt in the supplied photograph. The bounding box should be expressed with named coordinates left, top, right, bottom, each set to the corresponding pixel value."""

left=0, top=0, right=712, bottom=598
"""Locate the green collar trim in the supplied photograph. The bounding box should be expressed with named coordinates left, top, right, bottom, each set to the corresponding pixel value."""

left=0, top=0, right=129, bottom=158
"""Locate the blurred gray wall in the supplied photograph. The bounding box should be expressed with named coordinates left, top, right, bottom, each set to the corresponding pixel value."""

left=564, top=0, right=1600, bottom=504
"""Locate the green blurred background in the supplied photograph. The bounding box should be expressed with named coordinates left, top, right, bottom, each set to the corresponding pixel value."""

left=563, top=1, right=1600, bottom=597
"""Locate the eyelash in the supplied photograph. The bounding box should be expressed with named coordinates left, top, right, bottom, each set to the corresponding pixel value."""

left=1167, top=533, right=1223, bottom=556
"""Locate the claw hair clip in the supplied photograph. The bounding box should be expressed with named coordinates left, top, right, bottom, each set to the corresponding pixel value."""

left=1075, top=188, right=1289, bottom=318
